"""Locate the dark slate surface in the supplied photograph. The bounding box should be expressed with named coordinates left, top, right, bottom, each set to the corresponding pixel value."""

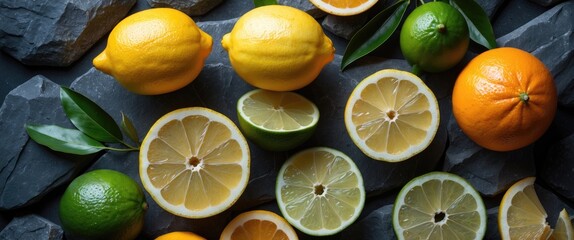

left=0, top=0, right=135, bottom=67
left=145, top=0, right=224, bottom=16
left=541, top=132, right=574, bottom=202
left=0, top=76, right=96, bottom=210
left=443, top=113, right=536, bottom=196
left=0, top=214, right=63, bottom=240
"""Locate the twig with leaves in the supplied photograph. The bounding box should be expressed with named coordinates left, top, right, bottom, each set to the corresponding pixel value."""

left=25, top=87, right=140, bottom=155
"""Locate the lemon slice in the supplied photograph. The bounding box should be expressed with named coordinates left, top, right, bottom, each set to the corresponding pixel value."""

left=552, top=209, right=574, bottom=240
left=237, top=89, right=319, bottom=151
left=276, top=147, right=365, bottom=236
left=344, top=69, right=440, bottom=162
left=220, top=210, right=299, bottom=240
left=139, top=107, right=250, bottom=219
left=308, top=0, right=379, bottom=16
left=392, top=171, right=487, bottom=240
left=498, top=177, right=552, bottom=240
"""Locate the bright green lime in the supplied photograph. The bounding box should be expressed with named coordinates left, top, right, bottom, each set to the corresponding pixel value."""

left=237, top=89, right=319, bottom=151
left=59, top=169, right=147, bottom=240
left=400, top=2, right=469, bottom=73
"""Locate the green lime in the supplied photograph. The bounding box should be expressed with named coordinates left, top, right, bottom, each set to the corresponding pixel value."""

left=59, top=169, right=147, bottom=240
left=400, top=2, right=469, bottom=73
left=237, top=89, right=319, bottom=151
left=392, top=172, right=486, bottom=240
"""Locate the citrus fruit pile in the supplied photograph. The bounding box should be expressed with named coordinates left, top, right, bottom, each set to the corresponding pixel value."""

left=48, top=1, right=566, bottom=240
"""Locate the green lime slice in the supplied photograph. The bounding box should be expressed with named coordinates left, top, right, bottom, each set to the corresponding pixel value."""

left=237, top=89, right=319, bottom=151
left=392, top=171, right=486, bottom=240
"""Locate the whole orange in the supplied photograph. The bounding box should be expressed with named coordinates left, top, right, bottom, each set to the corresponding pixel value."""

left=452, top=47, right=557, bottom=151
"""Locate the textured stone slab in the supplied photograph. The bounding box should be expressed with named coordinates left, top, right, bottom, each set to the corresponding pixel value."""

left=0, top=0, right=135, bottom=67
left=476, top=0, right=507, bottom=19
left=322, top=14, right=370, bottom=40
left=278, top=0, right=326, bottom=18
left=496, top=2, right=574, bottom=107
left=145, top=0, right=223, bottom=16
left=0, top=76, right=95, bottom=210
left=541, top=132, right=574, bottom=202
left=443, top=113, right=536, bottom=196
left=529, top=0, right=567, bottom=7
left=341, top=205, right=396, bottom=240
left=0, top=215, right=63, bottom=240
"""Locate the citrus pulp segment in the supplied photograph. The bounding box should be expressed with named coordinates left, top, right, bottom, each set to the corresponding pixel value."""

left=344, top=69, right=440, bottom=162
left=139, top=107, right=250, bottom=219
left=308, top=0, right=379, bottom=16
left=237, top=89, right=319, bottom=151
left=276, top=147, right=365, bottom=236
left=392, top=171, right=487, bottom=240
left=220, top=210, right=299, bottom=240
left=552, top=209, right=574, bottom=240
left=498, top=177, right=551, bottom=240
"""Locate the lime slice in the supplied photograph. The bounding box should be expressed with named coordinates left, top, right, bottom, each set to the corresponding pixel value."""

left=139, top=107, right=250, bottom=219
left=499, top=177, right=552, bottom=240
left=344, top=69, right=440, bottom=162
left=237, top=89, right=319, bottom=151
left=276, top=147, right=365, bottom=236
left=552, top=209, right=574, bottom=240
left=392, top=171, right=487, bottom=240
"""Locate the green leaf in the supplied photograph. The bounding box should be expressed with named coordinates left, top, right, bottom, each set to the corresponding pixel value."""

left=60, top=87, right=122, bottom=143
left=449, top=0, right=497, bottom=49
left=121, top=112, right=139, bottom=144
left=254, top=0, right=277, bottom=7
left=25, top=124, right=104, bottom=155
left=341, top=0, right=410, bottom=70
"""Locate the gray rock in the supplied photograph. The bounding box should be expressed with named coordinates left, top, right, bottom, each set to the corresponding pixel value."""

left=197, top=18, right=237, bottom=66
left=145, top=0, right=223, bottom=16
left=529, top=0, right=567, bottom=7
left=475, top=0, right=507, bottom=19
left=0, top=215, right=63, bottom=240
left=541, top=133, right=574, bottom=202
left=485, top=207, right=500, bottom=240
left=536, top=183, right=574, bottom=226
left=0, top=76, right=96, bottom=210
left=443, top=113, right=536, bottom=196
left=0, top=0, right=135, bottom=67
left=496, top=2, right=574, bottom=107
left=341, top=205, right=396, bottom=240
left=278, top=0, right=326, bottom=18
left=322, top=14, right=370, bottom=40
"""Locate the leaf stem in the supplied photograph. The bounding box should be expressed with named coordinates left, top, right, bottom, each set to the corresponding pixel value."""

left=99, top=146, right=139, bottom=152
left=118, top=139, right=139, bottom=150
left=419, top=0, right=426, bottom=5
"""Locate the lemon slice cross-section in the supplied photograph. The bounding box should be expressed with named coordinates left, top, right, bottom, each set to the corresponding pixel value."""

left=139, top=107, right=250, bottom=219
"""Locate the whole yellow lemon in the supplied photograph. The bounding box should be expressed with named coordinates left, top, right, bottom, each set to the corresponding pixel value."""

left=222, top=5, right=335, bottom=91
left=93, top=8, right=212, bottom=95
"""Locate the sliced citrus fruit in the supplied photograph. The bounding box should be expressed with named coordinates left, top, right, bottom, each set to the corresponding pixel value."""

left=276, top=147, right=365, bottom=236
left=139, top=107, right=250, bottom=219
left=498, top=177, right=552, bottom=240
left=156, top=231, right=206, bottom=240
left=237, top=89, right=319, bottom=151
left=308, top=0, right=379, bottom=16
left=220, top=210, right=299, bottom=240
left=392, top=171, right=487, bottom=240
left=344, top=69, right=440, bottom=162
left=552, top=209, right=574, bottom=240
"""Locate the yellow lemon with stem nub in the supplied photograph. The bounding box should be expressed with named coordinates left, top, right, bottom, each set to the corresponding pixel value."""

left=222, top=5, right=335, bottom=92
left=93, top=8, right=212, bottom=95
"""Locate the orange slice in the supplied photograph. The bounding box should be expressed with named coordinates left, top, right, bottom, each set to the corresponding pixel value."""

left=220, top=210, right=299, bottom=240
left=309, top=0, right=379, bottom=16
